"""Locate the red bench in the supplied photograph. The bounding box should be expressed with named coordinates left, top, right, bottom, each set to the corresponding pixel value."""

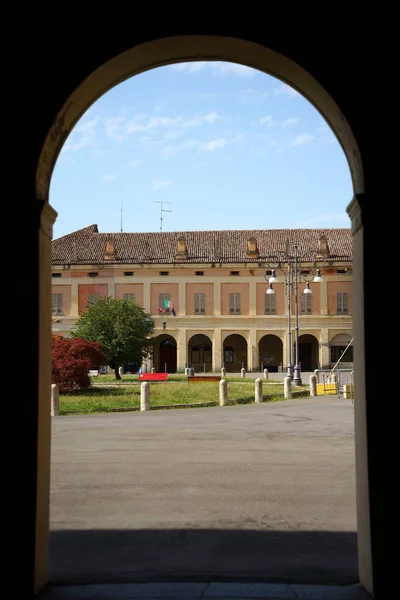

left=139, top=373, right=168, bottom=382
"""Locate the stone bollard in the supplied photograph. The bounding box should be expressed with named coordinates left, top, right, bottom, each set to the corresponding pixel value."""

left=241, top=368, right=246, bottom=378
left=151, top=367, right=155, bottom=373
left=263, top=368, right=269, bottom=380
left=310, top=374, right=317, bottom=397
left=284, top=376, right=292, bottom=399
left=219, top=379, right=228, bottom=406
left=140, top=382, right=150, bottom=411
left=221, top=367, right=226, bottom=377
left=255, top=378, right=263, bottom=403
left=185, top=367, right=189, bottom=376
left=118, top=366, right=123, bottom=377
left=51, top=384, right=60, bottom=416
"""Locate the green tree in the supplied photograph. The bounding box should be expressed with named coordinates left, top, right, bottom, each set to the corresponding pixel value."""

left=71, top=296, right=155, bottom=379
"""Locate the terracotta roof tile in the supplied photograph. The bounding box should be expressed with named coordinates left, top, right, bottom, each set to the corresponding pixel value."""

left=52, top=225, right=352, bottom=265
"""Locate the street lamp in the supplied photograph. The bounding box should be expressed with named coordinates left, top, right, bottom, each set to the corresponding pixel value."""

left=264, top=242, right=324, bottom=385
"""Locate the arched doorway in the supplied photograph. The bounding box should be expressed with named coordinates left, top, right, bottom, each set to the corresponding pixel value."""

left=155, top=335, right=177, bottom=373
left=223, top=334, right=248, bottom=373
left=258, top=334, right=283, bottom=372
left=298, top=334, right=319, bottom=371
left=330, top=333, right=354, bottom=368
left=25, top=33, right=381, bottom=598
left=188, top=334, right=213, bottom=373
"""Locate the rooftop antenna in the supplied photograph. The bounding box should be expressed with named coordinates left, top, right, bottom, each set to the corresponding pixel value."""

left=154, top=201, right=172, bottom=232
left=120, top=199, right=123, bottom=232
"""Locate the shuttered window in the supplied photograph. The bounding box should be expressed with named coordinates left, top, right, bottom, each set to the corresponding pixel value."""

left=123, top=293, right=136, bottom=302
left=88, top=293, right=100, bottom=306
left=229, top=293, right=241, bottom=315
left=336, top=292, right=349, bottom=315
left=300, top=293, right=312, bottom=315
left=159, top=293, right=171, bottom=311
left=52, top=293, right=63, bottom=316
left=264, top=293, right=276, bottom=315
left=194, top=293, right=206, bottom=314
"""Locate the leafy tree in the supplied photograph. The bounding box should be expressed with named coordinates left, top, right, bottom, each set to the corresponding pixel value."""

left=52, top=335, right=106, bottom=393
left=71, top=296, right=155, bottom=379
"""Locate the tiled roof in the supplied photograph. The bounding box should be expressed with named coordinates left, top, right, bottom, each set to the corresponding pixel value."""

left=52, top=224, right=352, bottom=265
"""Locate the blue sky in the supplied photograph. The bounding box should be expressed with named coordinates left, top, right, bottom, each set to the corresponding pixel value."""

left=50, top=61, right=353, bottom=240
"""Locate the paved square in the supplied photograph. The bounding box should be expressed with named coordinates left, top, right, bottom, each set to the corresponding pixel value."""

left=50, top=397, right=357, bottom=585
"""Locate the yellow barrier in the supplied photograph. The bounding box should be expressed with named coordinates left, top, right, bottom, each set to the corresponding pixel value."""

left=343, top=384, right=355, bottom=400
left=316, top=382, right=337, bottom=395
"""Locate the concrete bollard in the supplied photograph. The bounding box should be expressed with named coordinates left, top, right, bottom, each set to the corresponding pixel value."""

left=118, top=366, right=123, bottom=377
left=255, top=378, right=263, bottom=403
left=51, top=383, right=60, bottom=416
left=221, top=367, right=226, bottom=377
left=219, top=379, right=228, bottom=406
left=263, top=368, right=269, bottom=380
left=185, top=367, right=189, bottom=376
left=140, top=382, right=150, bottom=411
left=310, top=374, right=317, bottom=397
left=241, top=368, right=246, bottom=378
left=151, top=367, right=155, bottom=373
left=284, top=376, right=292, bottom=399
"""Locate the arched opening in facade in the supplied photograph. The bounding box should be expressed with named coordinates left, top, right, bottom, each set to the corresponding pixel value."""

left=258, top=334, right=283, bottom=373
left=223, top=334, right=248, bottom=372
left=298, top=334, right=319, bottom=371
left=188, top=334, right=213, bottom=373
left=154, top=334, right=177, bottom=373
left=330, top=333, right=354, bottom=369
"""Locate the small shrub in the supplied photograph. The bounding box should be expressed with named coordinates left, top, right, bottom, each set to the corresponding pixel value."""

left=52, top=336, right=106, bottom=393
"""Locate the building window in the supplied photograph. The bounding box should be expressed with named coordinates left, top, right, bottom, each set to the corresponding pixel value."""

left=195, top=271, right=204, bottom=276
left=336, top=292, right=349, bottom=315
left=88, top=272, right=98, bottom=278
left=194, top=293, right=206, bottom=314
left=159, top=293, right=171, bottom=312
left=124, top=293, right=136, bottom=302
left=160, top=271, right=169, bottom=276
left=52, top=273, right=62, bottom=278
left=230, top=271, right=240, bottom=276
left=336, top=269, right=347, bottom=274
left=331, top=345, right=353, bottom=362
left=264, top=293, right=276, bottom=315
left=52, top=293, right=63, bottom=316
left=229, top=293, right=241, bottom=314
left=224, top=346, right=234, bottom=363
left=88, top=293, right=100, bottom=306
left=124, top=272, right=134, bottom=276
left=301, top=293, right=312, bottom=315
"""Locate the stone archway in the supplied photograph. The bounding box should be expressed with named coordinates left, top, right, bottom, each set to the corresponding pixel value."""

left=155, top=334, right=177, bottom=373
left=258, top=334, right=283, bottom=373
left=188, top=334, right=213, bottom=373
left=298, top=334, right=319, bottom=371
left=223, top=334, right=248, bottom=373
left=25, top=33, right=379, bottom=597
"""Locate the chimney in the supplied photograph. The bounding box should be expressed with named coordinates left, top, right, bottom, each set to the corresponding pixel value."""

left=246, top=237, right=259, bottom=259
left=176, top=236, right=188, bottom=260
left=317, top=234, right=330, bottom=257
left=104, top=236, right=117, bottom=260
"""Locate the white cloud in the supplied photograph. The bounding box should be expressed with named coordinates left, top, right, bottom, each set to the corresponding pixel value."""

left=64, top=117, right=99, bottom=151
left=201, top=138, right=229, bottom=151
left=289, top=133, right=314, bottom=147
left=282, top=118, right=299, bottom=127
left=169, top=61, right=256, bottom=77
left=150, top=179, right=173, bottom=190
left=162, top=139, right=199, bottom=158
left=260, top=115, right=273, bottom=126
left=102, top=173, right=116, bottom=182
left=273, top=84, right=299, bottom=98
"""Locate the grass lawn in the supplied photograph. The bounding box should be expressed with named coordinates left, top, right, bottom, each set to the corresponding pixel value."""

left=60, top=381, right=309, bottom=415
left=92, top=373, right=283, bottom=384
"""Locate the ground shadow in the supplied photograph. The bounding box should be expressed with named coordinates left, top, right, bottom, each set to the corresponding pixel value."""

left=50, top=528, right=358, bottom=585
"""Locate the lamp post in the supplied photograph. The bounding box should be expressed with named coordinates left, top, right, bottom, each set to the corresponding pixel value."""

left=264, top=242, right=324, bottom=385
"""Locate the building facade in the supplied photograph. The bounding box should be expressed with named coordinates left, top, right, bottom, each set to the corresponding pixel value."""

left=52, top=225, right=353, bottom=374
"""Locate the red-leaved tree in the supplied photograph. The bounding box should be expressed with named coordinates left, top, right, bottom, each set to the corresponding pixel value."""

left=52, top=336, right=106, bottom=393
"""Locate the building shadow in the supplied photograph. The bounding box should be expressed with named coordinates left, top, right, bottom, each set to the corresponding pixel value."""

left=50, top=528, right=358, bottom=586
